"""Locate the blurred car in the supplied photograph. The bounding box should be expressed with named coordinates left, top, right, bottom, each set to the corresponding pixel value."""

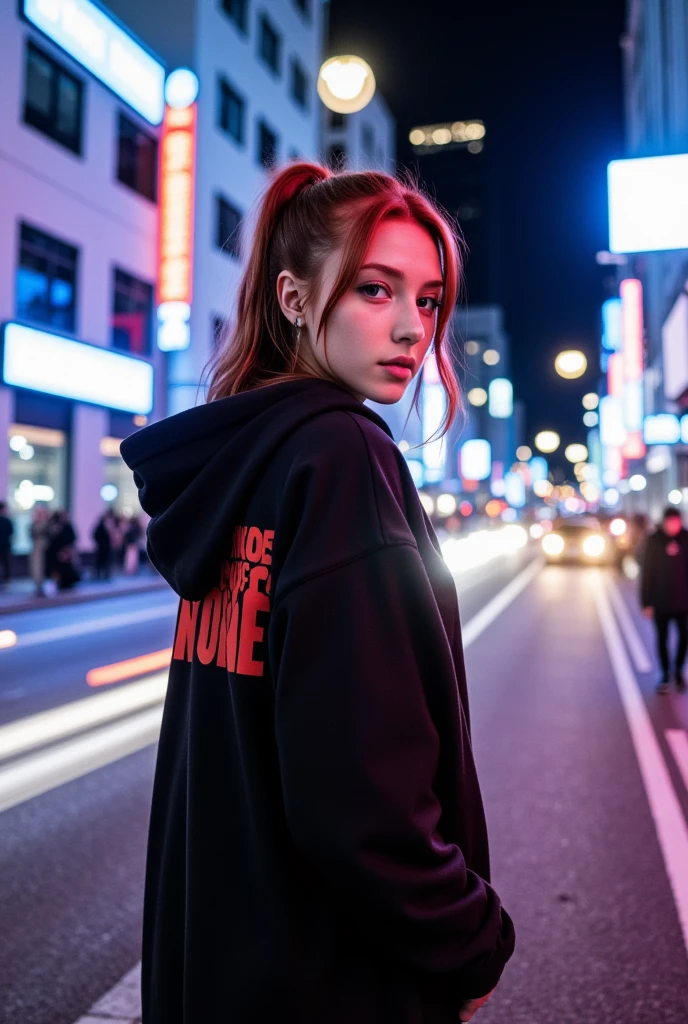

left=541, top=516, right=615, bottom=566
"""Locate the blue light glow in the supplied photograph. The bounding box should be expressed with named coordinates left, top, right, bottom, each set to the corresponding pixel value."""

left=23, top=0, right=165, bottom=125
left=2, top=322, right=154, bottom=415
left=602, top=298, right=622, bottom=351
left=608, top=153, right=688, bottom=254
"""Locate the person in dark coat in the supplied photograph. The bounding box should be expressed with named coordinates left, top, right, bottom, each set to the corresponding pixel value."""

left=47, top=510, right=80, bottom=591
left=641, top=506, right=688, bottom=694
left=0, top=500, right=13, bottom=586
left=92, top=511, right=116, bottom=580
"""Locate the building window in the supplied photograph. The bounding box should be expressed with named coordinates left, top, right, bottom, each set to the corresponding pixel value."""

left=327, top=143, right=346, bottom=170
left=290, top=57, right=309, bottom=110
left=257, top=118, right=279, bottom=169
left=218, top=76, right=245, bottom=145
left=216, top=195, right=243, bottom=258
left=221, top=0, right=248, bottom=34
left=292, top=0, right=311, bottom=19
left=329, top=110, right=345, bottom=130
left=23, top=41, right=83, bottom=155
left=117, top=113, right=158, bottom=202
left=111, top=268, right=153, bottom=356
left=362, top=123, right=375, bottom=159
left=16, top=223, right=78, bottom=333
left=258, top=13, right=281, bottom=75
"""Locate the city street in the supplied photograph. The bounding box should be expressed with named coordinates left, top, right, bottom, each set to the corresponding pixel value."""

left=1, top=545, right=688, bottom=1023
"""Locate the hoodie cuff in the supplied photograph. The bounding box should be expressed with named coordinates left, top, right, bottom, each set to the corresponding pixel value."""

left=454, top=907, right=516, bottom=1000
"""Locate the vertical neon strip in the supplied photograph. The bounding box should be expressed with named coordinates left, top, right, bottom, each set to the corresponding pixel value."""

left=158, top=103, right=197, bottom=306
left=620, top=278, right=645, bottom=458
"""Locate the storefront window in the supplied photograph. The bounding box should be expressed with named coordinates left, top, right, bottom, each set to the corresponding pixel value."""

left=101, top=436, right=144, bottom=517
left=7, top=424, right=67, bottom=553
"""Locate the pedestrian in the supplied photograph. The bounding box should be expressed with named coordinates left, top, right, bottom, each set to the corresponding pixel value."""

left=121, top=160, right=515, bottom=1024
left=0, top=500, right=13, bottom=586
left=641, top=505, right=688, bottom=694
left=47, top=510, right=80, bottom=591
left=92, top=510, right=115, bottom=580
left=29, top=505, right=50, bottom=597
left=123, top=514, right=143, bottom=575
left=110, top=512, right=125, bottom=571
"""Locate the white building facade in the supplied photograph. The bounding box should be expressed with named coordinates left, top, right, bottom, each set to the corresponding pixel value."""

left=107, top=0, right=328, bottom=415
left=0, top=1, right=167, bottom=555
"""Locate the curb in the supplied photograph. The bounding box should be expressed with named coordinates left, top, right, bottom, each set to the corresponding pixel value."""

left=0, top=579, right=171, bottom=616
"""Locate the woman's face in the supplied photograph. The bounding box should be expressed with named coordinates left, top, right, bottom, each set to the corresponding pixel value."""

left=279, top=218, right=444, bottom=404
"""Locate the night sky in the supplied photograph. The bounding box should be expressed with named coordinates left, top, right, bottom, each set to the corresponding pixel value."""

left=328, top=0, right=627, bottom=460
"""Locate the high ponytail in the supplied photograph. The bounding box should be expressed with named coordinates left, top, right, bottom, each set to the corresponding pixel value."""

left=202, top=159, right=466, bottom=445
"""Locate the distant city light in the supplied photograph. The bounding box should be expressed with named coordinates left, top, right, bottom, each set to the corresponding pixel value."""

left=583, top=411, right=599, bottom=427
left=582, top=393, right=599, bottom=410
left=398, top=439, right=410, bottom=452
left=534, top=430, right=560, bottom=454
left=554, top=350, right=587, bottom=379
left=483, top=349, right=500, bottom=365
left=668, top=490, right=682, bottom=505
left=604, top=488, right=620, bottom=506
left=465, top=340, right=480, bottom=356
left=516, top=446, right=532, bottom=461
left=628, top=474, right=647, bottom=491
left=165, top=68, right=199, bottom=109
left=409, top=119, right=486, bottom=151
left=418, top=492, right=435, bottom=516
left=100, top=484, right=119, bottom=502
left=488, top=378, right=513, bottom=418
left=565, top=443, right=588, bottom=463
left=436, top=493, right=457, bottom=515
left=467, top=387, right=488, bottom=407
left=533, top=479, right=554, bottom=498
left=9, top=435, right=27, bottom=452
left=318, top=55, right=376, bottom=113
left=461, top=439, right=491, bottom=481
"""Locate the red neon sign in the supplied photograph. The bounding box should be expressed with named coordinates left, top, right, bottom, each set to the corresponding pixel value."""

left=620, top=278, right=643, bottom=383
left=158, top=103, right=197, bottom=306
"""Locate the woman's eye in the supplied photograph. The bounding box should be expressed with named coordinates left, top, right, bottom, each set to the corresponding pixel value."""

left=419, top=297, right=443, bottom=311
left=359, top=283, right=387, bottom=298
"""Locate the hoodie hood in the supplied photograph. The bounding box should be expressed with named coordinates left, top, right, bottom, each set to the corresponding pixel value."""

left=120, top=377, right=395, bottom=601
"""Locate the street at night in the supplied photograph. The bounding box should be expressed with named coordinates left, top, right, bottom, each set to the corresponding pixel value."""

left=2, top=545, right=688, bottom=1023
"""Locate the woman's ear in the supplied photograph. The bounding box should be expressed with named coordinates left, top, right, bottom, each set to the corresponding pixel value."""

left=276, top=270, right=305, bottom=323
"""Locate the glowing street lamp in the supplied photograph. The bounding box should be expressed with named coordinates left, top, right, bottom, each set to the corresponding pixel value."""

left=534, top=430, right=560, bottom=454
left=317, top=55, right=376, bottom=114
left=554, top=350, right=587, bottom=379
left=565, top=443, right=589, bottom=463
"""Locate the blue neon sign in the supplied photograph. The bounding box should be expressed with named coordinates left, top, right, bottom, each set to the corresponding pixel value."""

left=23, top=0, right=165, bottom=125
left=2, top=322, right=154, bottom=414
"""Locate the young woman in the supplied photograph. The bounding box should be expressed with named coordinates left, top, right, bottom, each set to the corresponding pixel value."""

left=121, top=161, right=515, bottom=1024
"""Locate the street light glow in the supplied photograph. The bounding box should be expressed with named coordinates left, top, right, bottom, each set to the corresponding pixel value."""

left=535, top=430, right=560, bottom=453
left=582, top=392, right=599, bottom=410
left=555, top=350, right=587, bottom=379
left=317, top=55, right=376, bottom=113
left=565, top=443, right=588, bottom=463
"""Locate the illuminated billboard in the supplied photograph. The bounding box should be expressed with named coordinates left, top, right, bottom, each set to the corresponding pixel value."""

left=608, top=154, right=688, bottom=254
left=461, top=439, right=491, bottom=481
left=662, top=291, right=688, bottom=402
left=23, top=0, right=165, bottom=125
left=488, top=378, right=513, bottom=418
left=2, top=322, right=154, bottom=414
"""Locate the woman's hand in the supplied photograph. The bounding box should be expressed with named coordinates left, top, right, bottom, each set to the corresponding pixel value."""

left=458, top=986, right=496, bottom=1021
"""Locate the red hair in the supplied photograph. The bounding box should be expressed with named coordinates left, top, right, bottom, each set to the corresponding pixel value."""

left=203, top=160, right=466, bottom=445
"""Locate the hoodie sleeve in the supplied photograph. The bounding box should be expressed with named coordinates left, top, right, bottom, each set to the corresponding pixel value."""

left=270, top=540, right=515, bottom=1001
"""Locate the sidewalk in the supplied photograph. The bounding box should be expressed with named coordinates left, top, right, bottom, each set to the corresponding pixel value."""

left=0, top=570, right=171, bottom=615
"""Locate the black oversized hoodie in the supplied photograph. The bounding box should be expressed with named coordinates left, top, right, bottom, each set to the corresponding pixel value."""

left=120, top=376, right=515, bottom=1024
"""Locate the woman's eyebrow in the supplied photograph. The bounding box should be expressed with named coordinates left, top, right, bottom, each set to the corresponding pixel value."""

left=360, top=262, right=444, bottom=289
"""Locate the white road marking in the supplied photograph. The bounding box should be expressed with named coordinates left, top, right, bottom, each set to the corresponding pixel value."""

left=594, top=578, right=688, bottom=955
left=461, top=556, right=543, bottom=648
left=0, top=704, right=163, bottom=814
left=666, top=730, right=688, bottom=796
left=72, top=962, right=141, bottom=1024
left=4, top=602, right=178, bottom=649
left=0, top=673, right=168, bottom=763
left=606, top=578, right=654, bottom=673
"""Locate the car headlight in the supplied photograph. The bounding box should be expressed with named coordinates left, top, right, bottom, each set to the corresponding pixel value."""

left=583, top=534, right=606, bottom=557
left=542, top=533, right=565, bottom=556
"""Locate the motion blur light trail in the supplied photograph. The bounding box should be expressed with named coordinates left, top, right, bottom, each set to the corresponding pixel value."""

left=87, top=648, right=173, bottom=686
left=441, top=525, right=528, bottom=574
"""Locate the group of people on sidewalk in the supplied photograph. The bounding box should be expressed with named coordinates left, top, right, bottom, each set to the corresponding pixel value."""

left=640, top=505, right=688, bottom=695
left=0, top=501, right=145, bottom=596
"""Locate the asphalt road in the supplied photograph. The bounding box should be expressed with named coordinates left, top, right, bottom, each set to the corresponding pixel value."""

left=1, top=546, right=688, bottom=1023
